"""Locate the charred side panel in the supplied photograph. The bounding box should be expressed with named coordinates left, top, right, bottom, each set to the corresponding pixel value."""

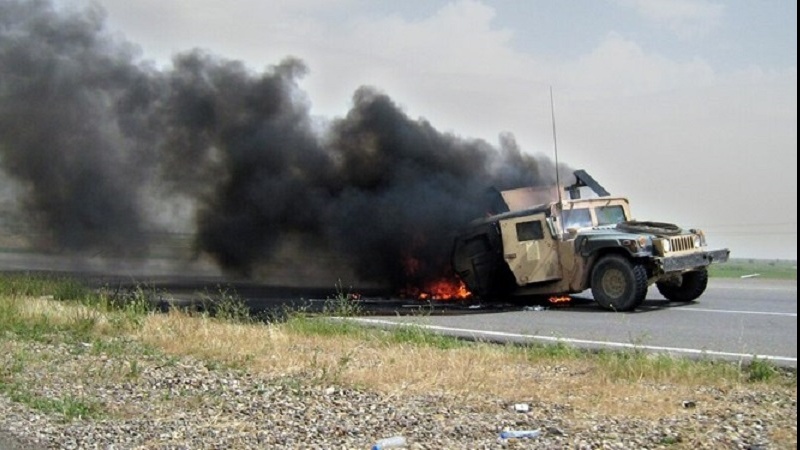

left=451, top=222, right=516, bottom=299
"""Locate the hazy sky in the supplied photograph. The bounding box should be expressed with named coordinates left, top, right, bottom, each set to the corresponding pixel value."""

left=64, top=0, right=797, bottom=259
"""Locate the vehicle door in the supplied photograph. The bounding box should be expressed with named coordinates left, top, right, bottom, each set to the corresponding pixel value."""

left=499, top=213, right=562, bottom=285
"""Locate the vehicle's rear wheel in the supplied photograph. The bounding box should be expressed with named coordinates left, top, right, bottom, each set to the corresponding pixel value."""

left=591, top=255, right=648, bottom=311
left=656, top=268, right=709, bottom=302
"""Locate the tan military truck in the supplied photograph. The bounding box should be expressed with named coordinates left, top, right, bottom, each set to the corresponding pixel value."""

left=451, top=170, right=730, bottom=311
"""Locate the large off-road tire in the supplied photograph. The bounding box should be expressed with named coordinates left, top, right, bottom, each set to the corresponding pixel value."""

left=591, top=255, right=648, bottom=312
left=616, top=221, right=682, bottom=236
left=656, top=268, right=709, bottom=302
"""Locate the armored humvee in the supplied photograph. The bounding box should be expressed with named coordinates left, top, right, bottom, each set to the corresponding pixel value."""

left=451, top=170, right=730, bottom=311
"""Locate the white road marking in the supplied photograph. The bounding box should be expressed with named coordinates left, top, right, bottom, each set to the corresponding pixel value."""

left=346, top=318, right=797, bottom=365
left=679, top=308, right=796, bottom=317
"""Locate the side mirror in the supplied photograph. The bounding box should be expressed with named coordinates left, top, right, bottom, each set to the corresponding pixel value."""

left=546, top=217, right=559, bottom=239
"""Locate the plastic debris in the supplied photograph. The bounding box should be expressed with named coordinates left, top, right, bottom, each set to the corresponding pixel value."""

left=513, top=403, right=530, bottom=412
left=523, top=305, right=547, bottom=311
left=500, top=429, right=542, bottom=439
left=371, top=435, right=407, bottom=449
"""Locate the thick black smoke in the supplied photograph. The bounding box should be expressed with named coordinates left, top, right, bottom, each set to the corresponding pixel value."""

left=0, top=0, right=157, bottom=255
left=0, top=0, right=564, bottom=289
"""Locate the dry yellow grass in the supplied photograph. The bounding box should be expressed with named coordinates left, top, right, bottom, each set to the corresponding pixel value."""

left=133, top=308, right=791, bottom=422
left=2, top=293, right=796, bottom=447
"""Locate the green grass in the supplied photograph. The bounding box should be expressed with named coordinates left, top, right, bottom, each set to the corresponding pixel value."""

left=0, top=382, right=102, bottom=421
left=709, top=258, right=797, bottom=280
left=0, top=381, right=103, bottom=421
left=0, top=347, right=104, bottom=421
left=0, top=273, right=794, bottom=389
left=385, top=324, right=468, bottom=350
left=0, top=273, right=90, bottom=299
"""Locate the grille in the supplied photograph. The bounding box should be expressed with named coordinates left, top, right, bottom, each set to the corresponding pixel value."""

left=669, top=235, right=695, bottom=252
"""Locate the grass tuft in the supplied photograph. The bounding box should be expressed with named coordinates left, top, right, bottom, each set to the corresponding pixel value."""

left=744, top=357, right=781, bottom=382
left=322, top=280, right=363, bottom=317
left=0, top=381, right=102, bottom=421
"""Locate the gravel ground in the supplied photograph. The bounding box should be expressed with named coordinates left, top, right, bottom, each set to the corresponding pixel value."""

left=0, top=339, right=796, bottom=449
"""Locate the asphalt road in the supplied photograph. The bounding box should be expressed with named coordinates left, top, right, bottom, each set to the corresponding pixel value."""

left=352, top=278, right=798, bottom=368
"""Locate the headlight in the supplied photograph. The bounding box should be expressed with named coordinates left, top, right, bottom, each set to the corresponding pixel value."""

left=691, top=229, right=707, bottom=247
left=653, top=238, right=670, bottom=255
left=622, top=236, right=650, bottom=253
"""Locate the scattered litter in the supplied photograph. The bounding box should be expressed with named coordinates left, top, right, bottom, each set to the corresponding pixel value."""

left=740, top=273, right=761, bottom=279
left=523, top=305, right=547, bottom=311
left=500, top=429, right=542, bottom=439
left=468, top=304, right=482, bottom=309
left=371, top=435, right=407, bottom=449
left=513, top=403, right=529, bottom=413
left=682, top=400, right=696, bottom=408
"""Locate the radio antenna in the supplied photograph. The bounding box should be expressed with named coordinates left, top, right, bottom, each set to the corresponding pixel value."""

left=549, top=87, right=567, bottom=244
left=550, top=86, right=564, bottom=209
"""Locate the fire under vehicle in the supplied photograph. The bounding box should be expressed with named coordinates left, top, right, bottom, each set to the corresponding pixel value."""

left=451, top=170, right=730, bottom=311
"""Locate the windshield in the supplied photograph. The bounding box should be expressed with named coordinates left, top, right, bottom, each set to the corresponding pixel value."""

left=562, top=209, right=592, bottom=229
left=562, top=204, right=628, bottom=229
left=596, top=205, right=627, bottom=225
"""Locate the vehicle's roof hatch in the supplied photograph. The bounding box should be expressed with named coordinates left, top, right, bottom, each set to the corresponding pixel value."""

left=573, top=169, right=610, bottom=197
left=499, top=185, right=559, bottom=212
left=485, top=170, right=609, bottom=213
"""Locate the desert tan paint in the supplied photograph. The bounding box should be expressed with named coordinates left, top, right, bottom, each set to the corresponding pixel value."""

left=499, top=212, right=561, bottom=285
left=498, top=197, right=632, bottom=294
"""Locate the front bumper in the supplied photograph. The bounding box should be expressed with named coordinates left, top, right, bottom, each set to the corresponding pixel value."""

left=660, top=248, right=730, bottom=273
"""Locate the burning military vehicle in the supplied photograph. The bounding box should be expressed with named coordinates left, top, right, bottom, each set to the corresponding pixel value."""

left=452, top=170, right=730, bottom=311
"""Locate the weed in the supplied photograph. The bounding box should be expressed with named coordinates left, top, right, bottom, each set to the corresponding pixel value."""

left=322, top=280, right=362, bottom=317
left=317, top=347, right=358, bottom=385
left=521, top=341, right=582, bottom=360
left=660, top=435, right=680, bottom=445
left=745, top=357, right=779, bottom=382
left=53, top=279, right=90, bottom=301
left=206, top=285, right=251, bottom=323
left=0, top=381, right=102, bottom=421
left=387, top=324, right=466, bottom=350
left=2, top=350, right=29, bottom=376
left=68, top=309, right=100, bottom=341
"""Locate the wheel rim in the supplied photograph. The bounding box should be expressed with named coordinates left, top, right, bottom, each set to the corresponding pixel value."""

left=601, top=268, right=626, bottom=299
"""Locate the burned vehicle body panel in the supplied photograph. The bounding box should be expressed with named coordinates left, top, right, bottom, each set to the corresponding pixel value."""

left=452, top=171, right=730, bottom=311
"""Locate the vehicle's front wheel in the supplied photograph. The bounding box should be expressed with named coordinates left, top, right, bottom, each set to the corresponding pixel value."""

left=656, top=268, right=709, bottom=302
left=591, top=255, right=648, bottom=311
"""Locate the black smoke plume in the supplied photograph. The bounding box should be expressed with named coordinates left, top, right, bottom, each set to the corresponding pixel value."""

left=0, top=0, right=564, bottom=289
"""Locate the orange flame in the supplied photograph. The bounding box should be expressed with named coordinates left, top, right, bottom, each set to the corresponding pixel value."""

left=403, top=277, right=471, bottom=301
left=548, top=295, right=572, bottom=304
left=400, top=251, right=471, bottom=301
